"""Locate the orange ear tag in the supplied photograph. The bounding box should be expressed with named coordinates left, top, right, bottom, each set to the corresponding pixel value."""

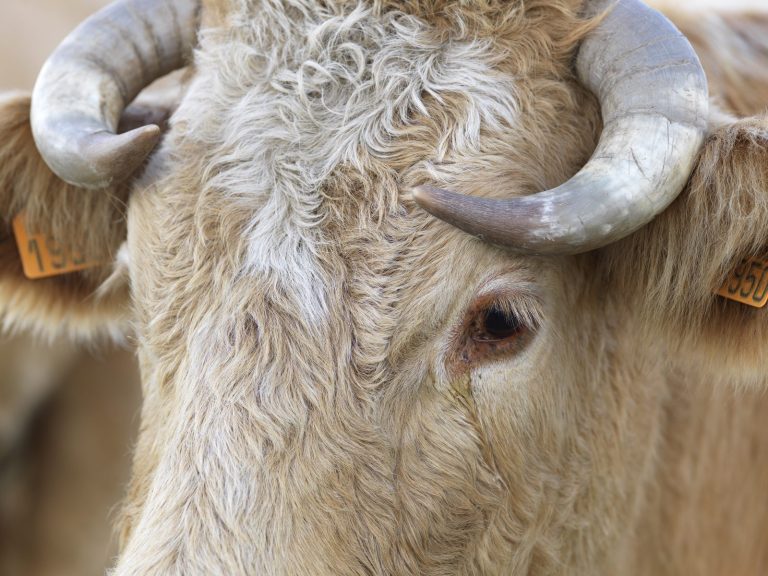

left=717, top=257, right=768, bottom=308
left=12, top=213, right=100, bottom=279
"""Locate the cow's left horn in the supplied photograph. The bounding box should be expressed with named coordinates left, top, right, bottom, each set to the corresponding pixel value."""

left=31, top=0, right=201, bottom=189
left=412, top=0, right=708, bottom=255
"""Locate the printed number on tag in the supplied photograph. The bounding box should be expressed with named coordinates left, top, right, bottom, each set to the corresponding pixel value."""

left=717, top=257, right=768, bottom=308
left=12, top=213, right=99, bottom=279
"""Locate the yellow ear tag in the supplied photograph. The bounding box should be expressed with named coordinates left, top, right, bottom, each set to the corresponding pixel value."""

left=12, top=213, right=99, bottom=279
left=717, top=257, right=768, bottom=308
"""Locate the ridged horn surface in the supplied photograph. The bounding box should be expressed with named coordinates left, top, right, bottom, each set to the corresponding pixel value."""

left=413, top=0, right=708, bottom=255
left=31, top=0, right=201, bottom=189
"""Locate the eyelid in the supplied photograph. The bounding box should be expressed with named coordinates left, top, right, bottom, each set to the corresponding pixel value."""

left=474, top=270, right=541, bottom=302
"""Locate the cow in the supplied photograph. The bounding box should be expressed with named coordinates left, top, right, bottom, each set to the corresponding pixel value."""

left=1, top=0, right=768, bottom=574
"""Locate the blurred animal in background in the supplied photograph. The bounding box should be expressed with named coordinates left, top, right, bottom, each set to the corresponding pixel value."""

left=2, top=0, right=768, bottom=574
left=0, top=337, right=139, bottom=576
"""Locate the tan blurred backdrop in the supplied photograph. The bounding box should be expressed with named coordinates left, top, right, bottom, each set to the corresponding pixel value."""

left=0, top=0, right=766, bottom=90
left=0, top=0, right=111, bottom=90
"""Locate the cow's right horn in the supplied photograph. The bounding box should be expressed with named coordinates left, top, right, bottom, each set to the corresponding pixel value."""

left=413, top=0, right=709, bottom=255
left=31, top=0, right=201, bottom=190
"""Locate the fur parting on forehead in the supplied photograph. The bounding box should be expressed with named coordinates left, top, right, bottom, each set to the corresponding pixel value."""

left=174, top=0, right=521, bottom=320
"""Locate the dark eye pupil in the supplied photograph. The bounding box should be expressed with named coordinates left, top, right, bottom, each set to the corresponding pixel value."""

left=481, top=307, right=522, bottom=341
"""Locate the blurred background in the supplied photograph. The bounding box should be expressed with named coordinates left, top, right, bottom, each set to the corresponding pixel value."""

left=0, top=0, right=764, bottom=575
left=1, top=0, right=111, bottom=90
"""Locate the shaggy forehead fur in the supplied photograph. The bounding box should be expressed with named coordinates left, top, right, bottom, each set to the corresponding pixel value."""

left=183, top=0, right=595, bottom=323
left=116, top=0, right=602, bottom=573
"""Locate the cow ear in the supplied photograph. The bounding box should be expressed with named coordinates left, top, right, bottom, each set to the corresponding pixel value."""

left=0, top=93, right=131, bottom=342
left=600, top=112, right=768, bottom=386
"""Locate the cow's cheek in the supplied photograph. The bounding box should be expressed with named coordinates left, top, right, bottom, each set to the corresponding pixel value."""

left=118, top=183, right=191, bottom=545
left=462, top=278, right=668, bottom=572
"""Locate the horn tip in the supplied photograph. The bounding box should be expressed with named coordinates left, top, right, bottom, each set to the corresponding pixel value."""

left=108, top=125, right=162, bottom=185
left=128, top=124, right=162, bottom=146
left=72, top=126, right=162, bottom=189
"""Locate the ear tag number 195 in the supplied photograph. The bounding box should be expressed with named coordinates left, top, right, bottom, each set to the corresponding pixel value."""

left=12, top=213, right=100, bottom=280
left=717, top=257, right=768, bottom=308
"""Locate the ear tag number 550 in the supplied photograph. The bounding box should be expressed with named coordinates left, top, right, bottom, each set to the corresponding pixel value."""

left=717, top=257, right=768, bottom=308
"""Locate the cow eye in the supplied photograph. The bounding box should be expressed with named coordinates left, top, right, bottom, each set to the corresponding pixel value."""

left=452, top=296, right=538, bottom=370
left=475, top=306, right=523, bottom=342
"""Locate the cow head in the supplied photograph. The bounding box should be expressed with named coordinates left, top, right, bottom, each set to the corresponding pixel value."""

left=3, top=0, right=742, bottom=573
